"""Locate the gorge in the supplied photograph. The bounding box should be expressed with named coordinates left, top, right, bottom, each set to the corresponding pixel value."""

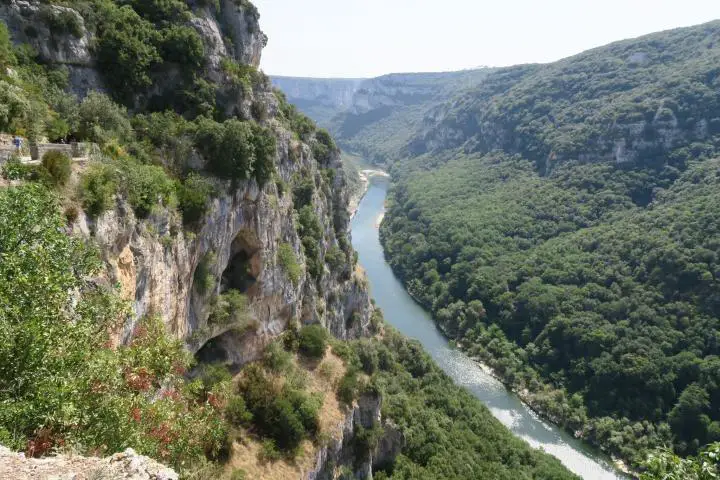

left=1, top=0, right=719, bottom=478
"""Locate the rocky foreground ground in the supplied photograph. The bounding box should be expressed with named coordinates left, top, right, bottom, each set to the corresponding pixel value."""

left=0, top=447, right=178, bottom=480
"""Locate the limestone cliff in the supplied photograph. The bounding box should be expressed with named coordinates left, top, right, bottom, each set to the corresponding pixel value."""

left=0, top=2, right=399, bottom=477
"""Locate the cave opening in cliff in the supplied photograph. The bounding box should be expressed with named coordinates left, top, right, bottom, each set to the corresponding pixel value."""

left=195, top=336, right=229, bottom=365
left=221, top=250, right=256, bottom=293
left=221, top=230, right=261, bottom=294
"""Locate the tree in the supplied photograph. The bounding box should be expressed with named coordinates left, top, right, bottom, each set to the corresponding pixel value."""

left=77, top=92, right=132, bottom=144
left=641, top=443, right=720, bottom=480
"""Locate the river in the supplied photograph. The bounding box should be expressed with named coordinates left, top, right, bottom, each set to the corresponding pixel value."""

left=350, top=176, right=624, bottom=480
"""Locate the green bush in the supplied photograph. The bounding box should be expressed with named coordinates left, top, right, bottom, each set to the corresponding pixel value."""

left=40, top=5, right=83, bottom=38
left=119, top=160, right=176, bottom=218
left=250, top=123, right=276, bottom=186
left=226, top=395, right=253, bottom=427
left=325, top=245, right=347, bottom=272
left=194, top=252, right=216, bottom=295
left=263, top=341, right=293, bottom=373
left=41, top=150, right=72, bottom=186
left=1, top=157, right=34, bottom=181
left=259, top=439, right=282, bottom=462
left=209, top=289, right=249, bottom=327
left=79, top=163, right=116, bottom=217
left=0, top=80, right=31, bottom=133
left=337, top=370, right=359, bottom=405
left=160, top=25, right=205, bottom=68
left=312, top=129, right=336, bottom=164
left=120, top=0, right=191, bottom=24
left=298, top=325, right=328, bottom=359
left=177, top=173, right=215, bottom=225
left=237, top=363, right=323, bottom=454
left=277, top=243, right=301, bottom=285
left=230, top=468, right=247, bottom=480
left=195, top=118, right=276, bottom=185
left=196, top=363, right=232, bottom=394
left=297, top=206, right=323, bottom=280
left=77, top=91, right=132, bottom=144
left=292, top=176, right=315, bottom=209
left=95, top=4, right=161, bottom=100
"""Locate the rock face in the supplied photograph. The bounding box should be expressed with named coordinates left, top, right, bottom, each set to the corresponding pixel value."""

left=1, top=0, right=371, bottom=365
left=0, top=446, right=178, bottom=480
left=0, top=0, right=102, bottom=96
left=0, top=0, right=268, bottom=97
left=306, top=394, right=404, bottom=480
left=271, top=77, right=366, bottom=125
left=84, top=120, right=372, bottom=366
left=218, top=0, right=267, bottom=68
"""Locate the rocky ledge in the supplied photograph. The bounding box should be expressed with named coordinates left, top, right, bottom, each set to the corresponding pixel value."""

left=0, top=447, right=178, bottom=480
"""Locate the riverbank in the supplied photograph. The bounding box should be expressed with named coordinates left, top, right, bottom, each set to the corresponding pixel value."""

left=348, top=168, right=389, bottom=219
left=454, top=340, right=636, bottom=478
left=394, top=257, right=634, bottom=478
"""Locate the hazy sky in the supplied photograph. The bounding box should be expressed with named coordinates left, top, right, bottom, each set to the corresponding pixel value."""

left=252, top=0, right=720, bottom=78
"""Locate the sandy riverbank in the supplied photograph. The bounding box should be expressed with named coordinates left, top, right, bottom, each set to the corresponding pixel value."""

left=348, top=169, right=390, bottom=219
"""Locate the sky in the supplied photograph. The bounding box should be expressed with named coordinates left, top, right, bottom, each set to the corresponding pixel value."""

left=252, top=0, right=720, bottom=78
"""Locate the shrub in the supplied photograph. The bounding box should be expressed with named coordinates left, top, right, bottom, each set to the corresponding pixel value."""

left=277, top=243, right=301, bottom=285
left=0, top=80, right=31, bottom=133
left=259, top=439, right=282, bottom=463
left=298, top=325, right=329, bottom=359
left=298, top=206, right=324, bottom=280
left=178, top=173, right=215, bottom=225
left=121, top=161, right=176, bottom=218
left=292, top=176, right=315, bottom=208
left=79, top=163, right=116, bottom=217
left=95, top=4, right=161, bottom=100
left=122, top=0, right=191, bottom=24
left=325, top=245, right=347, bottom=272
left=41, top=150, right=72, bottom=186
left=312, top=129, right=336, bottom=164
left=265, top=397, right=306, bottom=450
left=1, top=157, right=34, bottom=181
left=337, top=370, right=359, bottom=405
left=196, top=118, right=276, bottom=184
left=198, top=118, right=253, bottom=180
left=293, top=391, right=322, bottom=436
left=250, top=123, right=276, bottom=186
left=197, top=363, right=232, bottom=393
left=40, top=6, right=83, bottom=38
left=263, top=341, right=292, bottom=373
left=160, top=25, right=205, bottom=68
left=194, top=252, right=216, bottom=295
left=209, top=289, right=249, bottom=327
left=226, top=395, right=253, bottom=427
left=230, top=468, right=247, bottom=480
left=77, top=92, right=132, bottom=144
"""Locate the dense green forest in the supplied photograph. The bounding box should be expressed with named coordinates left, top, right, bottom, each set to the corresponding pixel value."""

left=338, top=327, right=579, bottom=480
left=380, top=20, right=720, bottom=468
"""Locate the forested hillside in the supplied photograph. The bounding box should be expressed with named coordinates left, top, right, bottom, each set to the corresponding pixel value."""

left=381, top=20, right=720, bottom=468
